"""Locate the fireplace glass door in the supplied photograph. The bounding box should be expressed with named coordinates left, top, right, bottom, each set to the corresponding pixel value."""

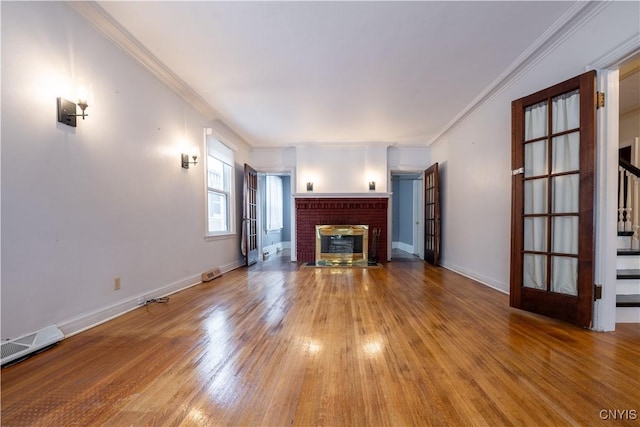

left=315, top=225, right=369, bottom=266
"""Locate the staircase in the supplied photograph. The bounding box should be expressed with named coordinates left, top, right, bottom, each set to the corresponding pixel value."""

left=616, top=157, right=640, bottom=323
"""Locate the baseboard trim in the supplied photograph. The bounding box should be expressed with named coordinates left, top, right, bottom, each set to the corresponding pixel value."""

left=58, top=274, right=201, bottom=338
left=441, top=262, right=509, bottom=295
left=222, top=259, right=246, bottom=273
left=263, top=241, right=292, bottom=257
left=59, top=259, right=245, bottom=338
left=392, top=241, right=414, bottom=254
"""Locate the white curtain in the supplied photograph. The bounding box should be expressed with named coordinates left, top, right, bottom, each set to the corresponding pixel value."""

left=550, top=90, right=580, bottom=295
left=522, top=90, right=580, bottom=295
left=266, top=175, right=283, bottom=231
left=523, top=100, right=548, bottom=290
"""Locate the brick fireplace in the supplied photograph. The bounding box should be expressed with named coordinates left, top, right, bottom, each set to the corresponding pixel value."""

left=295, top=197, right=388, bottom=263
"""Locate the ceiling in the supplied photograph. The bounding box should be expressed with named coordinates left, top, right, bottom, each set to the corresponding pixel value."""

left=95, top=1, right=582, bottom=148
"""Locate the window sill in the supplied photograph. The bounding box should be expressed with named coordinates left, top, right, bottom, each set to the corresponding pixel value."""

left=205, top=233, right=237, bottom=242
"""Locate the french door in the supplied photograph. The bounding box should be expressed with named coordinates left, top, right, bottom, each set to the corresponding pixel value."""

left=243, top=164, right=259, bottom=266
left=424, top=163, right=440, bottom=265
left=510, top=71, right=597, bottom=327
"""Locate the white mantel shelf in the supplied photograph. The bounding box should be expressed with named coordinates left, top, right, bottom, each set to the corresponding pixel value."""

left=293, top=193, right=391, bottom=198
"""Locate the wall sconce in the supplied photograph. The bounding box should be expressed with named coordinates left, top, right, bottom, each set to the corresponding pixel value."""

left=181, top=153, right=198, bottom=169
left=306, top=182, right=314, bottom=192
left=57, top=97, right=89, bottom=127
left=369, top=181, right=376, bottom=191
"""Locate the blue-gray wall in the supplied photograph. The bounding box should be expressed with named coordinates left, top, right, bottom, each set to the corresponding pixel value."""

left=392, top=179, right=414, bottom=245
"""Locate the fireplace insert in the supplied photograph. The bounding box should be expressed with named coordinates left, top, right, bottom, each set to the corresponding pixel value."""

left=315, top=225, right=369, bottom=266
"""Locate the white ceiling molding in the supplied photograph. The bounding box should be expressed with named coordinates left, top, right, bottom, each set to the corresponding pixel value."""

left=68, top=1, right=252, bottom=150
left=208, top=119, right=250, bottom=152
left=427, top=0, right=610, bottom=147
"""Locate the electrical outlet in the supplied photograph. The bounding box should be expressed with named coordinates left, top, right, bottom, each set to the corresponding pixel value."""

left=114, top=277, right=121, bottom=290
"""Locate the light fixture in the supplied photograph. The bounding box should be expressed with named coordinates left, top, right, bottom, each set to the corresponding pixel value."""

left=57, top=97, right=90, bottom=127
left=306, top=182, right=314, bottom=192
left=181, top=153, right=198, bottom=169
left=369, top=181, right=376, bottom=191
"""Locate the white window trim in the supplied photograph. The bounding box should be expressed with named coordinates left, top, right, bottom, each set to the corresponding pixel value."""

left=204, top=134, right=236, bottom=238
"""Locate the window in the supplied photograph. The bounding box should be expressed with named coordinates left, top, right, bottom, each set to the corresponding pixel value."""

left=265, top=175, right=283, bottom=231
left=206, top=138, right=234, bottom=235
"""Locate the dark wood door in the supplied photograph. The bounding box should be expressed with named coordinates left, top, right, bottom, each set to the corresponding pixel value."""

left=510, top=71, right=596, bottom=328
left=424, top=163, right=440, bottom=265
left=243, top=164, right=259, bottom=266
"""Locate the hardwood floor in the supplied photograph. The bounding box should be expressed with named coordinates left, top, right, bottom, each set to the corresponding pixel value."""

left=2, top=260, right=639, bottom=426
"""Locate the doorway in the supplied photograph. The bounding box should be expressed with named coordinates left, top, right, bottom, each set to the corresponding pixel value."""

left=618, top=52, right=640, bottom=235
left=578, top=46, right=640, bottom=330
left=257, top=173, right=292, bottom=264
left=614, top=52, right=640, bottom=323
left=391, top=172, right=423, bottom=261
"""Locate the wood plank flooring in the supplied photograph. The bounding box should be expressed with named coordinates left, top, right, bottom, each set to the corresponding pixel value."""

left=2, top=260, right=639, bottom=426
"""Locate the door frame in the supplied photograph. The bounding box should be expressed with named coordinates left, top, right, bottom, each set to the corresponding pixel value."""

left=251, top=167, right=296, bottom=262
left=413, top=179, right=425, bottom=258
left=588, top=42, right=639, bottom=331
left=389, top=170, right=425, bottom=260
left=261, top=171, right=294, bottom=262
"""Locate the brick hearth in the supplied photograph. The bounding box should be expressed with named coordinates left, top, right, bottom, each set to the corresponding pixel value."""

left=295, top=197, right=388, bottom=263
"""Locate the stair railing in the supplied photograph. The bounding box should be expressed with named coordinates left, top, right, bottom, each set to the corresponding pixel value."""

left=619, top=158, right=640, bottom=248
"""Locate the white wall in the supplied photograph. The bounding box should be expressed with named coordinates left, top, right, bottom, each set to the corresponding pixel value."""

left=251, top=145, right=432, bottom=193
left=249, top=148, right=297, bottom=173
left=296, top=144, right=389, bottom=194
left=1, top=2, right=248, bottom=339
left=388, top=146, right=432, bottom=172
left=430, top=2, right=640, bottom=293
left=620, top=111, right=639, bottom=144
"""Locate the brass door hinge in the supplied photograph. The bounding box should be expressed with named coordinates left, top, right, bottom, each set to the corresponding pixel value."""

left=594, top=284, right=602, bottom=300
left=596, top=92, right=605, bottom=109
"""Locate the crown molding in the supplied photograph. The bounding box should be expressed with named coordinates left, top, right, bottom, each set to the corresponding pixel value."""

left=427, top=0, right=611, bottom=147
left=209, top=119, right=252, bottom=152
left=68, top=1, right=252, bottom=150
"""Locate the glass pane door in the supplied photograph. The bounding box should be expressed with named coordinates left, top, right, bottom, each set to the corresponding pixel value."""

left=424, top=163, right=439, bottom=265
left=510, top=70, right=596, bottom=327
left=522, top=89, right=580, bottom=296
